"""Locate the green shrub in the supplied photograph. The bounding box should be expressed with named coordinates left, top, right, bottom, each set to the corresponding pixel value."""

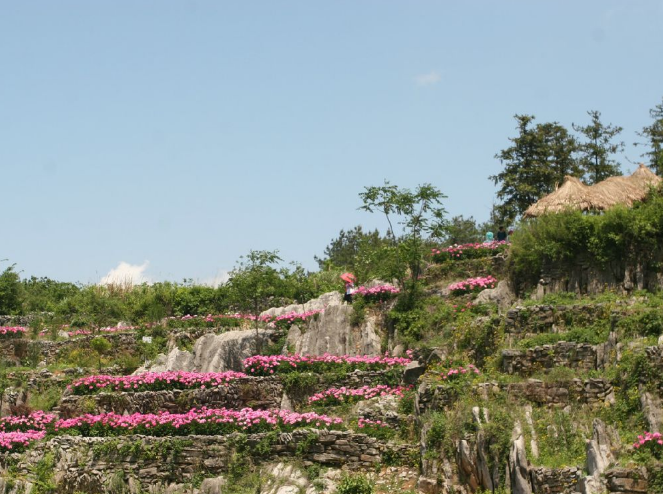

left=335, top=473, right=374, bottom=494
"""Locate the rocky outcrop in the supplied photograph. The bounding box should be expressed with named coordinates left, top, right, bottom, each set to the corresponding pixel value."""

left=261, top=290, right=384, bottom=357
left=137, top=329, right=274, bottom=373
left=605, top=468, right=649, bottom=493
left=475, top=280, right=516, bottom=311
left=581, top=419, right=618, bottom=494
left=508, top=421, right=532, bottom=494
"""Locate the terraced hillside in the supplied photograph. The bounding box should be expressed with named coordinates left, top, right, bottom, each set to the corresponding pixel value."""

left=0, top=253, right=662, bottom=493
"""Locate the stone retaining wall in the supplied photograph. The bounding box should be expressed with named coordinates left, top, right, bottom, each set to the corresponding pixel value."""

left=504, top=304, right=612, bottom=335
left=0, top=333, right=139, bottom=366
left=501, top=335, right=619, bottom=376
left=416, top=378, right=613, bottom=413
left=2, top=431, right=415, bottom=494
left=530, top=466, right=582, bottom=493
left=501, top=342, right=598, bottom=375
left=57, top=377, right=284, bottom=417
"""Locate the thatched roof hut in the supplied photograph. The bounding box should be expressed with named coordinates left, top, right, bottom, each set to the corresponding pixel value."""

left=524, top=164, right=661, bottom=218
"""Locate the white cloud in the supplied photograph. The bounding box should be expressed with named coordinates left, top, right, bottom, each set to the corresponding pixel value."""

left=415, top=71, right=441, bottom=87
left=198, top=270, right=230, bottom=288
left=100, top=261, right=150, bottom=286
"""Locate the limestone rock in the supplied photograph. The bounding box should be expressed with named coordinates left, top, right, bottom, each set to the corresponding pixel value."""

left=508, top=421, right=532, bottom=494
left=136, top=329, right=273, bottom=373
left=403, top=361, right=426, bottom=385
left=475, top=280, right=516, bottom=310
left=639, top=386, right=662, bottom=433
left=289, top=304, right=381, bottom=356
left=200, top=476, right=227, bottom=494
left=261, top=291, right=343, bottom=318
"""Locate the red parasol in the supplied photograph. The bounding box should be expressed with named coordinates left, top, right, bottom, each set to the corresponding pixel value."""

left=340, top=272, right=356, bottom=283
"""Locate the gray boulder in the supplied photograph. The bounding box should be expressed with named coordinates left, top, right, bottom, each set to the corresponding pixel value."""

left=136, top=329, right=273, bottom=374
left=475, top=280, right=516, bottom=310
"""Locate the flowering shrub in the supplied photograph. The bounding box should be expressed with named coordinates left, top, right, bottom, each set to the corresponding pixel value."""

left=633, top=431, right=663, bottom=458
left=166, top=309, right=324, bottom=331
left=54, top=408, right=343, bottom=437
left=0, top=411, right=56, bottom=432
left=441, top=364, right=480, bottom=380
left=269, top=309, right=324, bottom=331
left=0, top=326, right=27, bottom=339
left=0, top=431, right=46, bottom=451
left=431, top=241, right=509, bottom=262
left=308, top=385, right=410, bottom=406
left=68, top=371, right=248, bottom=396
left=447, top=276, right=497, bottom=295
left=354, top=285, right=400, bottom=303
left=355, top=417, right=394, bottom=440
left=243, top=353, right=412, bottom=376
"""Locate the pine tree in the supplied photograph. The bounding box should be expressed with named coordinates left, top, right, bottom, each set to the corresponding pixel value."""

left=635, top=98, right=663, bottom=175
left=572, top=110, right=624, bottom=184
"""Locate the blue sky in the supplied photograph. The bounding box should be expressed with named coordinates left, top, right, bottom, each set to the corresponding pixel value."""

left=2, top=1, right=662, bottom=284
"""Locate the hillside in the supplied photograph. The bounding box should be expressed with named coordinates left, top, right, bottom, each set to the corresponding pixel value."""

left=0, top=237, right=662, bottom=494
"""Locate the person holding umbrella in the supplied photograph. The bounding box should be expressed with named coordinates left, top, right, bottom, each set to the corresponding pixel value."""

left=341, top=272, right=356, bottom=304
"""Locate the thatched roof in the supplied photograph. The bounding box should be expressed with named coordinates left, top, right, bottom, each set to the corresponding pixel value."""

left=524, top=164, right=661, bottom=217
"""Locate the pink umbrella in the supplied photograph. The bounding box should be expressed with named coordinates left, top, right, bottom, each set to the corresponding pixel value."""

left=340, top=272, right=356, bottom=283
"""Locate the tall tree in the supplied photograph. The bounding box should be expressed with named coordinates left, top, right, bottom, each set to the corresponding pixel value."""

left=572, top=110, right=624, bottom=184
left=635, top=97, right=663, bottom=175
left=490, top=115, right=579, bottom=224
left=359, top=181, right=447, bottom=286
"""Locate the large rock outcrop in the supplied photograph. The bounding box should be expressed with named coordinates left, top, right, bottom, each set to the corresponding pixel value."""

left=136, top=329, right=273, bottom=373
left=264, top=291, right=384, bottom=356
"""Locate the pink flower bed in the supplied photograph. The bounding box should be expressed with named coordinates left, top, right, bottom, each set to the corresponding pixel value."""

left=447, top=276, right=497, bottom=295
left=54, top=407, right=343, bottom=436
left=432, top=241, right=509, bottom=262
left=354, top=284, right=400, bottom=303
left=168, top=309, right=324, bottom=331
left=0, top=411, right=56, bottom=432
left=68, top=371, right=248, bottom=396
left=357, top=417, right=389, bottom=429
left=269, top=309, right=324, bottom=330
left=243, top=353, right=412, bottom=376
left=0, top=431, right=46, bottom=451
left=308, top=385, right=410, bottom=406
left=441, top=364, right=480, bottom=380
left=0, top=326, right=27, bottom=338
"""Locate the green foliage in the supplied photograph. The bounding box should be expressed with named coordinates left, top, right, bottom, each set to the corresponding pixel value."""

left=281, top=372, right=319, bottom=398
left=440, top=215, right=483, bottom=245
left=572, top=110, right=624, bottom=183
left=517, top=322, right=610, bottom=349
left=32, top=453, right=57, bottom=494
left=90, top=336, right=112, bottom=371
left=509, top=189, right=663, bottom=290
left=335, top=473, right=374, bottom=494
left=0, top=263, right=23, bottom=315
left=315, top=226, right=388, bottom=272
left=635, top=97, right=663, bottom=175
left=529, top=408, right=587, bottom=468
left=226, top=250, right=288, bottom=322
left=490, top=115, right=581, bottom=224
left=618, top=310, right=663, bottom=338
left=359, top=180, right=447, bottom=285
